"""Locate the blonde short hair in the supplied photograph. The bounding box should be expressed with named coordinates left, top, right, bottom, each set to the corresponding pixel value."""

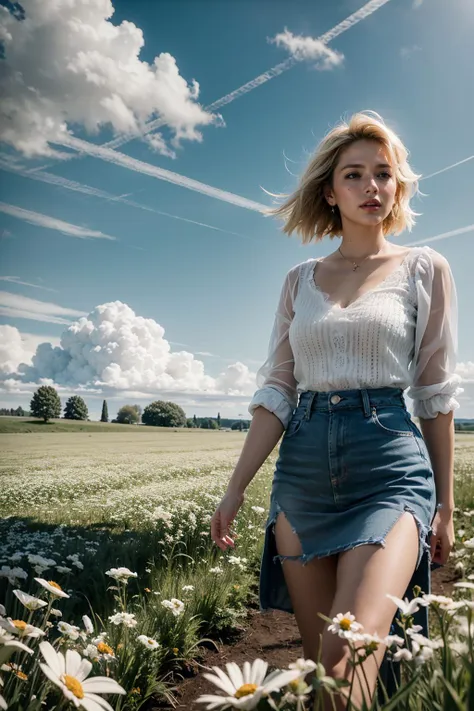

left=265, top=110, right=422, bottom=243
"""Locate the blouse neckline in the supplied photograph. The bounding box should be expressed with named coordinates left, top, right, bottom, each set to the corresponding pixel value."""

left=307, top=247, right=419, bottom=311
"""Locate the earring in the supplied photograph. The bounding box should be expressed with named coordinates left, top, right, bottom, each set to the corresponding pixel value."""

left=331, top=206, right=335, bottom=214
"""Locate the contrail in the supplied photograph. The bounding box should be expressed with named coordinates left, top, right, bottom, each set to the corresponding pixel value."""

left=405, top=223, right=474, bottom=247
left=0, top=157, right=253, bottom=239
left=0, top=201, right=117, bottom=240
left=104, top=0, right=393, bottom=150
left=420, top=155, right=474, bottom=181
left=57, top=135, right=269, bottom=212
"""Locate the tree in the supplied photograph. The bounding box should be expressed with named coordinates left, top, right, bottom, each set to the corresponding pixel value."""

left=63, top=395, right=88, bottom=421
left=217, top=412, right=221, bottom=429
left=116, top=405, right=140, bottom=425
left=132, top=404, right=142, bottom=423
left=15, top=406, right=24, bottom=417
left=193, top=414, right=198, bottom=428
left=142, top=401, right=186, bottom=428
left=30, top=386, right=61, bottom=423
left=186, top=418, right=195, bottom=428
left=100, top=400, right=109, bottom=423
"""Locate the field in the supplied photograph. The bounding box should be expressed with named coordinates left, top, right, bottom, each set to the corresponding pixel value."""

left=1, top=426, right=473, bottom=710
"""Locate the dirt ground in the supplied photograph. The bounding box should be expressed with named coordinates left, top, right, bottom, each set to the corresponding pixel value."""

left=153, top=559, right=458, bottom=709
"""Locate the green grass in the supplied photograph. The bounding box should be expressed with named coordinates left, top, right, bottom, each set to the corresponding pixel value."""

left=0, top=416, right=226, bottom=434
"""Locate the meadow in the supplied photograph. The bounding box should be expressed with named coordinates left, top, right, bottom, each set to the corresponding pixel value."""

left=0, top=423, right=473, bottom=710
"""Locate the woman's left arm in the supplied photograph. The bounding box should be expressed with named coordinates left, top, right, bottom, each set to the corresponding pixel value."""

left=406, top=248, right=464, bottom=565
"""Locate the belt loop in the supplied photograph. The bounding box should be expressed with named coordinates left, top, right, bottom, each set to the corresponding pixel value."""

left=304, top=391, right=317, bottom=420
left=361, top=388, right=371, bottom=418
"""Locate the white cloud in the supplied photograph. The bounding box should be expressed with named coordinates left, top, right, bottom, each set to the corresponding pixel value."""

left=0, top=276, right=57, bottom=292
left=1, top=303, right=257, bottom=399
left=400, top=44, right=422, bottom=59
left=0, top=0, right=220, bottom=157
left=269, top=28, right=344, bottom=69
left=0, top=202, right=117, bottom=240
left=0, top=325, right=60, bottom=374
left=0, top=291, right=86, bottom=324
left=456, top=362, right=474, bottom=384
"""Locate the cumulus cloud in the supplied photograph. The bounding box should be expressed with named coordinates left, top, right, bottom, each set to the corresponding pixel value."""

left=269, top=28, right=344, bottom=69
left=1, top=302, right=257, bottom=398
left=0, top=0, right=221, bottom=157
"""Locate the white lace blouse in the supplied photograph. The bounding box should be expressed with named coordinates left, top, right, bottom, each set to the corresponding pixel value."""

left=248, top=246, right=463, bottom=428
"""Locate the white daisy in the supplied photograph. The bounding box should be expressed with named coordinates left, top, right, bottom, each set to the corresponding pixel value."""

left=108, top=612, right=137, bottom=628
left=137, top=635, right=161, bottom=650
left=50, top=608, right=63, bottom=618
left=57, top=622, right=82, bottom=641
left=196, top=658, right=301, bottom=710
left=327, top=612, right=364, bottom=638
left=0, top=617, right=45, bottom=639
left=386, top=594, right=429, bottom=617
left=12, top=590, right=48, bottom=611
left=161, top=598, right=185, bottom=617
left=34, top=578, right=70, bottom=598
left=38, top=641, right=125, bottom=710
left=182, top=585, right=194, bottom=592
left=105, top=567, right=138, bottom=583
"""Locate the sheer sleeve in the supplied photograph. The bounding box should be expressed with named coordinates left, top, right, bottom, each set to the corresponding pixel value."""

left=248, top=265, right=300, bottom=428
left=406, top=247, right=463, bottom=419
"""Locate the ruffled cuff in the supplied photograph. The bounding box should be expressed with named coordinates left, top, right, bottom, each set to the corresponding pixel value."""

left=407, top=375, right=464, bottom=419
left=248, top=386, right=295, bottom=428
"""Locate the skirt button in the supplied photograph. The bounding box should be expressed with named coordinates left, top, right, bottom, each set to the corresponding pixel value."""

left=330, top=394, right=341, bottom=404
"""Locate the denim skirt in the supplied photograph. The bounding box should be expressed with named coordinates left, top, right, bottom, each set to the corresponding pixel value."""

left=259, top=386, right=437, bottom=621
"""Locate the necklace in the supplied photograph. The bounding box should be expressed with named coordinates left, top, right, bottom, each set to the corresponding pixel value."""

left=338, top=244, right=386, bottom=271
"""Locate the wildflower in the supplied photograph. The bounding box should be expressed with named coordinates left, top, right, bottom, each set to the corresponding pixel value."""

left=96, top=641, right=114, bottom=656
left=182, top=585, right=194, bottom=592
left=288, top=658, right=317, bottom=675
left=386, top=593, right=429, bottom=617
left=105, top=567, right=138, bottom=583
left=50, top=608, right=63, bottom=618
left=108, top=612, right=137, bottom=628
left=34, top=578, right=70, bottom=598
left=327, top=612, right=364, bottom=639
left=463, top=537, right=474, bottom=549
left=453, top=581, right=474, bottom=591
left=251, top=506, right=265, bottom=514
left=83, top=644, right=100, bottom=661
left=82, top=615, right=94, bottom=634
left=57, top=622, right=82, bottom=641
left=209, top=567, right=223, bottom=574
left=137, top=635, right=161, bottom=650
left=0, top=617, right=45, bottom=639
left=161, top=598, right=185, bottom=617
left=0, top=566, right=28, bottom=585
left=12, top=590, right=48, bottom=611
left=196, top=659, right=301, bottom=709
left=38, top=641, right=125, bottom=709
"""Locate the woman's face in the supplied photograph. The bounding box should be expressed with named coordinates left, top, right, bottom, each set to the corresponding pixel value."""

left=325, top=139, right=398, bottom=229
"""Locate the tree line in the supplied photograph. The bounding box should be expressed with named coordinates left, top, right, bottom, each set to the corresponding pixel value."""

left=15, top=385, right=251, bottom=429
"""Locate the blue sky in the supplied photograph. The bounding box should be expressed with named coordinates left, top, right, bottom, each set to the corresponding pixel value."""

left=0, top=0, right=473, bottom=421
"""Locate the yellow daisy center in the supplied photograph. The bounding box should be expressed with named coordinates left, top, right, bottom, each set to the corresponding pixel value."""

left=47, top=581, right=63, bottom=591
left=16, top=670, right=28, bottom=680
left=339, top=617, right=352, bottom=631
left=62, top=675, right=84, bottom=699
left=172, top=647, right=179, bottom=654
left=13, top=620, right=28, bottom=631
left=235, top=683, right=258, bottom=698
left=97, top=642, right=114, bottom=655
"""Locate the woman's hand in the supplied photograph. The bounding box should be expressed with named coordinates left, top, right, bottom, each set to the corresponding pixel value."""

left=430, top=509, right=455, bottom=566
left=211, top=490, right=245, bottom=552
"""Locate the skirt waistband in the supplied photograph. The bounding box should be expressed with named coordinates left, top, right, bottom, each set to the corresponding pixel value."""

left=296, top=387, right=406, bottom=419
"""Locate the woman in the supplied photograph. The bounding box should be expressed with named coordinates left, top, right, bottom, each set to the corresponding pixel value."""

left=210, top=111, right=463, bottom=708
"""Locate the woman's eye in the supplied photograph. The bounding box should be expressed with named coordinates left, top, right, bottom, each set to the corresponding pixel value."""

left=345, top=172, right=392, bottom=179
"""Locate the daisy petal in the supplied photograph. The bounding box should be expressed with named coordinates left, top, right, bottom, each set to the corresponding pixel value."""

left=75, top=658, right=93, bottom=682
left=39, top=662, right=63, bottom=689
left=65, top=648, right=83, bottom=678
left=39, top=642, right=61, bottom=677
left=202, top=671, right=235, bottom=696
left=81, top=693, right=115, bottom=711
left=82, top=677, right=126, bottom=694
left=196, top=695, right=234, bottom=710
left=225, top=661, right=244, bottom=690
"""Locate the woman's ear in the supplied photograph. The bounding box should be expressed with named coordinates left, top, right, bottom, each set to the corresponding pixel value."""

left=323, top=186, right=335, bottom=207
